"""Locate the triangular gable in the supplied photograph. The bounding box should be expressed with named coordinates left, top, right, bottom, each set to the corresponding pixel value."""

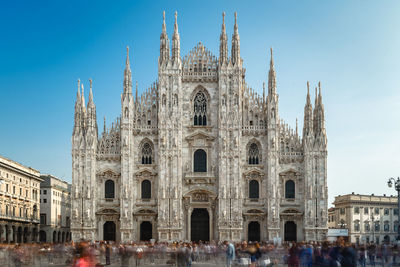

left=135, top=167, right=157, bottom=177
left=185, top=130, right=214, bottom=141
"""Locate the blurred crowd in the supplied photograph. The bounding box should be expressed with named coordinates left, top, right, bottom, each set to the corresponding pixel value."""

left=0, top=238, right=399, bottom=266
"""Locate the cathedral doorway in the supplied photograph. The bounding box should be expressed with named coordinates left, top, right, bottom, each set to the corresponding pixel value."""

left=103, top=221, right=116, bottom=241
left=140, top=221, right=152, bottom=241
left=284, top=221, right=297, bottom=241
left=248, top=221, right=260, bottom=242
left=191, top=208, right=209, bottom=242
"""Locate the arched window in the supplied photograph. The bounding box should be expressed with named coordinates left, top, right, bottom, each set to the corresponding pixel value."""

left=141, top=180, right=151, bottom=199
left=248, top=143, right=260, bottom=164
left=384, top=221, right=390, bottom=232
left=249, top=180, right=259, bottom=199
left=375, top=221, right=380, bottom=231
left=194, top=149, right=207, bottom=172
left=285, top=180, right=295, bottom=199
left=193, top=92, right=207, bottom=126
left=105, top=180, right=115, bottom=199
left=354, top=220, right=360, bottom=231
left=141, top=142, right=152, bottom=164
left=364, top=221, right=370, bottom=232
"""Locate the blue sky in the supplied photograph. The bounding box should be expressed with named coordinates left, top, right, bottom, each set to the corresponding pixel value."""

left=1, top=1, right=400, bottom=205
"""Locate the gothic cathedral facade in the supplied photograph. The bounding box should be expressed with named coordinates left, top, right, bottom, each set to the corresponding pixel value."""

left=71, top=12, right=328, bottom=243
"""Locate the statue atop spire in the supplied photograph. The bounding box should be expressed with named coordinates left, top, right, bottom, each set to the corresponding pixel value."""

left=174, top=11, right=178, bottom=34
left=88, top=78, right=94, bottom=104
left=159, top=11, right=170, bottom=65
left=123, top=46, right=132, bottom=96
left=268, top=47, right=276, bottom=96
left=234, top=11, right=238, bottom=35
left=231, top=12, right=240, bottom=66
left=219, top=12, right=228, bottom=65
left=162, top=11, right=166, bottom=34
left=172, top=11, right=180, bottom=63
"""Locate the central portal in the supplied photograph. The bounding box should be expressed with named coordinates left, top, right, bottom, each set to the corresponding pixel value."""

left=191, top=208, right=209, bottom=242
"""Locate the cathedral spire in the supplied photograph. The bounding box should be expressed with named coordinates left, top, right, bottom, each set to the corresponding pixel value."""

left=268, top=47, right=277, bottom=96
left=172, top=11, right=180, bottom=62
left=159, top=11, right=170, bottom=65
left=219, top=12, right=228, bottom=65
left=73, top=79, right=82, bottom=136
left=88, top=78, right=94, bottom=106
left=303, top=81, right=313, bottom=138
left=231, top=12, right=240, bottom=66
left=123, top=46, right=132, bottom=96
left=263, top=82, right=266, bottom=103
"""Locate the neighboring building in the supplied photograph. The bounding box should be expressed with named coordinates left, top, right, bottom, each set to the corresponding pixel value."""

left=71, top=12, right=328, bottom=243
left=328, top=207, right=336, bottom=229
left=333, top=193, right=399, bottom=244
left=39, top=174, right=71, bottom=243
left=0, top=155, right=42, bottom=243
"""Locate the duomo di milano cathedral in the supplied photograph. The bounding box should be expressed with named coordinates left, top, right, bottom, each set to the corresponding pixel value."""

left=71, top=11, right=328, bottom=243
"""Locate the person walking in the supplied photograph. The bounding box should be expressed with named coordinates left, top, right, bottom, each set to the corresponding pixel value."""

left=105, top=242, right=111, bottom=265
left=225, top=241, right=235, bottom=267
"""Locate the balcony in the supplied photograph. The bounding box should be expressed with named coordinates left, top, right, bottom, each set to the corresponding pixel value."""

left=281, top=198, right=300, bottom=206
left=100, top=198, right=120, bottom=206
left=184, top=172, right=216, bottom=185
left=136, top=198, right=157, bottom=206
left=244, top=198, right=265, bottom=206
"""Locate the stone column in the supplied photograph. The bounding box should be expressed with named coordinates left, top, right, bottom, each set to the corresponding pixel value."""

left=187, top=207, right=193, bottom=241
left=207, top=207, right=213, bottom=241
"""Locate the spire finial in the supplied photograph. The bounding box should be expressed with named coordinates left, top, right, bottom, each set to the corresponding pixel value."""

left=126, top=46, right=130, bottom=67
left=174, top=11, right=178, bottom=33
left=296, top=118, right=298, bottom=135
left=103, top=116, right=106, bottom=133
left=222, top=12, right=226, bottom=32
left=77, top=79, right=81, bottom=97
left=234, top=12, right=238, bottom=34
left=270, top=47, right=274, bottom=67
left=81, top=83, right=84, bottom=98
left=162, top=11, right=166, bottom=33
left=89, top=78, right=92, bottom=90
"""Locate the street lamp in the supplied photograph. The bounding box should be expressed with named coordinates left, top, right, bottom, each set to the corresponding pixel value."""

left=338, top=220, right=347, bottom=229
left=387, top=177, right=400, bottom=241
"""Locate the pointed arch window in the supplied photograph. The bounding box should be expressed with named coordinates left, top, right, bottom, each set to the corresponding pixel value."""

left=141, top=143, right=152, bottom=164
left=248, top=143, right=260, bottom=165
left=194, top=92, right=207, bottom=126
left=285, top=180, right=295, bottom=199
left=105, top=180, right=115, bottom=199
left=249, top=180, right=259, bottom=199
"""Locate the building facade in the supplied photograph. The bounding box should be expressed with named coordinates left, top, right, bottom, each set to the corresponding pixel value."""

left=0, top=155, right=42, bottom=243
left=333, top=193, right=399, bottom=244
left=71, top=12, right=328, bottom=243
left=39, top=174, right=71, bottom=243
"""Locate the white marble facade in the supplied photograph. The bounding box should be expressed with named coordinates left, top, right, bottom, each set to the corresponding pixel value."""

left=71, top=12, right=328, bottom=243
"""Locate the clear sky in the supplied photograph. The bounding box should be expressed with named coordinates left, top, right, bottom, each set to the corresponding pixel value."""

left=1, top=1, right=399, bottom=205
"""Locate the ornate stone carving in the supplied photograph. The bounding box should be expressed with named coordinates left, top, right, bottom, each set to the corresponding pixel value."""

left=192, top=193, right=208, bottom=202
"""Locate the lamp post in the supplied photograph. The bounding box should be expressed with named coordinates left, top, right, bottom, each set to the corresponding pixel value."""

left=388, top=177, right=400, bottom=241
